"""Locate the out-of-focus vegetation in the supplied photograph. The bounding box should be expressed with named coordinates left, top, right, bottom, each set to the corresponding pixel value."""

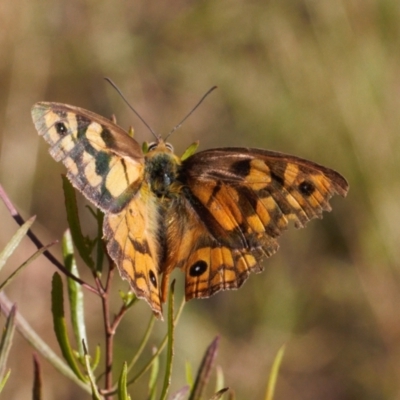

left=0, top=0, right=399, bottom=398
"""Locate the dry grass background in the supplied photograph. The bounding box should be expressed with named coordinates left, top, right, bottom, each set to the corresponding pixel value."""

left=1, top=0, right=400, bottom=398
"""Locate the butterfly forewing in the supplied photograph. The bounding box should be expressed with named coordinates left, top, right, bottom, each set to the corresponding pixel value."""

left=32, top=102, right=145, bottom=213
left=180, top=147, right=348, bottom=238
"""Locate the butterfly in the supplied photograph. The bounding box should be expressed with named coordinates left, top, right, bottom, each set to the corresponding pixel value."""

left=31, top=101, right=349, bottom=319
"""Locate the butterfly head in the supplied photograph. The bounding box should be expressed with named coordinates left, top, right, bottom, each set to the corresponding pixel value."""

left=144, top=138, right=182, bottom=197
left=146, top=138, right=174, bottom=155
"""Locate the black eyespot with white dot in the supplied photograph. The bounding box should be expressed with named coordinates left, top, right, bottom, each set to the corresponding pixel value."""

left=189, top=260, right=208, bottom=277
left=149, top=270, right=157, bottom=288
left=55, top=122, right=67, bottom=136
left=299, top=180, right=315, bottom=196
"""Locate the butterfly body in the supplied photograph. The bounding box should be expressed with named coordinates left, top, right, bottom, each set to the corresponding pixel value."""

left=32, top=101, right=348, bottom=319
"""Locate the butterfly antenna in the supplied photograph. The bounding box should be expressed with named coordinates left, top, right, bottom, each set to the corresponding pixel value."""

left=165, top=86, right=218, bottom=141
left=104, top=77, right=158, bottom=139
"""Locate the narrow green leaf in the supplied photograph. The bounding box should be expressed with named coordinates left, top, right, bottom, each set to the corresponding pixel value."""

left=0, top=292, right=90, bottom=393
left=0, top=305, right=16, bottom=388
left=62, top=175, right=94, bottom=270
left=118, top=362, right=131, bottom=400
left=159, top=280, right=176, bottom=400
left=51, top=273, right=87, bottom=382
left=126, top=297, right=185, bottom=388
left=62, top=230, right=88, bottom=357
left=32, top=354, right=42, bottom=400
left=0, top=369, right=11, bottom=393
left=148, top=348, right=159, bottom=400
left=142, top=142, right=149, bottom=154
left=185, top=361, right=194, bottom=388
left=126, top=315, right=155, bottom=374
left=84, top=206, right=104, bottom=274
left=264, top=344, right=286, bottom=400
left=90, top=345, right=101, bottom=371
left=180, top=141, right=199, bottom=161
left=0, top=216, right=36, bottom=272
left=189, top=336, right=220, bottom=400
left=83, top=351, right=102, bottom=400
left=0, top=242, right=54, bottom=291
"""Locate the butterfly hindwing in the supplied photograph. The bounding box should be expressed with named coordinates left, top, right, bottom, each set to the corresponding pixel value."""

left=184, top=246, right=263, bottom=300
left=162, top=197, right=267, bottom=301
left=104, top=185, right=163, bottom=317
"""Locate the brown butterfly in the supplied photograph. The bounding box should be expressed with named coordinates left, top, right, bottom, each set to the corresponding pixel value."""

left=31, top=102, right=348, bottom=318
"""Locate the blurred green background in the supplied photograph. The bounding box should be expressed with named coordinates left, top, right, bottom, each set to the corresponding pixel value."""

left=1, top=0, right=399, bottom=398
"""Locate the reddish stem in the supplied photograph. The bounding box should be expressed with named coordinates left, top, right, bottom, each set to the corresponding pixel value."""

left=0, top=183, right=99, bottom=295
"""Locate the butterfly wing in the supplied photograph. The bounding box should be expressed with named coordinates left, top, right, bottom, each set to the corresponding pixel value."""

left=162, top=194, right=268, bottom=302
left=104, top=186, right=163, bottom=317
left=32, top=102, right=145, bottom=213
left=32, top=102, right=163, bottom=317
left=164, top=147, right=349, bottom=301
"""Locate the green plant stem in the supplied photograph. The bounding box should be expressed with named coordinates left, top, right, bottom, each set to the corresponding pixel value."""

left=126, top=316, right=155, bottom=374
left=127, top=297, right=185, bottom=388
left=265, top=344, right=286, bottom=400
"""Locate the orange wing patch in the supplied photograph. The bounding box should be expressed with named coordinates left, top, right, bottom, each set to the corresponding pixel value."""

left=183, top=245, right=261, bottom=301
left=161, top=196, right=273, bottom=302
